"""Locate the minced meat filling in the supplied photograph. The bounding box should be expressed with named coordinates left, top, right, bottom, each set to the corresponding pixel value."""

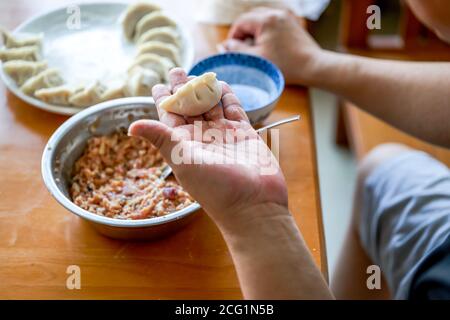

left=70, top=132, right=193, bottom=220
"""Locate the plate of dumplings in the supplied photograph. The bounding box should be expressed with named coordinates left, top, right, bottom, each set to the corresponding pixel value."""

left=0, top=1, right=194, bottom=115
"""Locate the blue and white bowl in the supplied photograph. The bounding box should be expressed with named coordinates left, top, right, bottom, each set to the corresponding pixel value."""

left=189, top=53, right=285, bottom=124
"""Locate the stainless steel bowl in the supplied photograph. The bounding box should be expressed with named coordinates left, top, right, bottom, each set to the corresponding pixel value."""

left=41, top=97, right=201, bottom=240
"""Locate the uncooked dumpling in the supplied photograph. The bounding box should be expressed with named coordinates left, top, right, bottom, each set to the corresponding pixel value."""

left=101, top=81, right=126, bottom=100
left=137, top=27, right=181, bottom=48
left=0, top=46, right=41, bottom=62
left=20, top=68, right=64, bottom=95
left=121, top=1, right=161, bottom=40
left=2, top=60, right=47, bottom=86
left=35, top=85, right=82, bottom=105
left=134, top=11, right=176, bottom=41
left=159, top=72, right=222, bottom=116
left=137, top=41, right=181, bottom=66
left=125, top=66, right=160, bottom=96
left=68, top=81, right=106, bottom=107
left=128, top=53, right=174, bottom=81
left=1, top=29, right=42, bottom=48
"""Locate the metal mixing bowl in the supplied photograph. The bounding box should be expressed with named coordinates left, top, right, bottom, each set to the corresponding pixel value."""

left=41, top=97, right=201, bottom=240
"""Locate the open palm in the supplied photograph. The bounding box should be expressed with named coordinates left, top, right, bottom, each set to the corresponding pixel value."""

left=129, top=68, right=288, bottom=225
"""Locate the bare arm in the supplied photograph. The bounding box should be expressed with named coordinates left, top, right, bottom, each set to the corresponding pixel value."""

left=224, top=7, right=450, bottom=148
left=130, top=68, right=333, bottom=300
left=219, top=203, right=333, bottom=300
left=309, top=51, right=450, bottom=148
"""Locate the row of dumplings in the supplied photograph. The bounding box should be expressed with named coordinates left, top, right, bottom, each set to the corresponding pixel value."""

left=0, top=30, right=68, bottom=104
left=0, top=2, right=184, bottom=108
left=122, top=2, right=183, bottom=88
left=0, top=29, right=117, bottom=107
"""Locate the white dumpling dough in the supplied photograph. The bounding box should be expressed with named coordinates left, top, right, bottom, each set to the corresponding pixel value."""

left=101, top=82, right=126, bottom=100
left=20, top=68, right=64, bottom=95
left=137, top=26, right=181, bottom=48
left=125, top=66, right=160, bottom=96
left=1, top=29, right=42, bottom=48
left=35, top=85, right=82, bottom=106
left=2, top=60, right=47, bottom=86
left=134, top=11, right=177, bottom=41
left=0, top=46, right=41, bottom=62
left=121, top=1, right=161, bottom=40
left=68, top=81, right=106, bottom=108
left=128, top=53, right=174, bottom=81
left=137, top=41, right=181, bottom=66
left=159, top=72, right=222, bottom=116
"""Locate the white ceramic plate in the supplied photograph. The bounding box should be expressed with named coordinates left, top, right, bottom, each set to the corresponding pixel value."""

left=0, top=1, right=194, bottom=115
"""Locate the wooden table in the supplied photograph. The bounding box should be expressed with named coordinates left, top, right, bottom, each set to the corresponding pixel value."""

left=0, top=0, right=325, bottom=299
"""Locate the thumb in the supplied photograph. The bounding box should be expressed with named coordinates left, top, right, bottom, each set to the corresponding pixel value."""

left=222, top=38, right=255, bottom=54
left=128, top=119, right=177, bottom=161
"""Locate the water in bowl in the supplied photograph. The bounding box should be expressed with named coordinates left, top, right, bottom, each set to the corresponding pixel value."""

left=230, top=84, right=271, bottom=111
left=211, top=65, right=277, bottom=112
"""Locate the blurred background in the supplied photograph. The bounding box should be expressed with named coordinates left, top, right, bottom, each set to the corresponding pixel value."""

left=308, top=0, right=450, bottom=278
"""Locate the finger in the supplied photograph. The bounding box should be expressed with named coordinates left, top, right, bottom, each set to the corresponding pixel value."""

left=169, top=67, right=188, bottom=93
left=152, top=83, right=171, bottom=105
left=203, top=103, right=224, bottom=121
left=216, top=43, right=226, bottom=53
left=128, top=119, right=178, bottom=163
left=220, top=82, right=249, bottom=123
left=185, top=115, right=204, bottom=124
left=152, top=84, right=186, bottom=127
left=228, top=10, right=263, bottom=40
left=222, top=38, right=255, bottom=53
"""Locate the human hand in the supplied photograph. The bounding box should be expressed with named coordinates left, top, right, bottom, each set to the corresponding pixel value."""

left=129, top=68, right=288, bottom=230
left=222, top=7, right=323, bottom=85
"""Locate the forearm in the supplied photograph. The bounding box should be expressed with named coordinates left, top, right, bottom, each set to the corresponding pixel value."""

left=306, top=50, right=450, bottom=148
left=217, top=203, right=333, bottom=300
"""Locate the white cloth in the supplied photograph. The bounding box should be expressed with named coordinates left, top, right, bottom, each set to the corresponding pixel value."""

left=195, top=0, right=330, bottom=25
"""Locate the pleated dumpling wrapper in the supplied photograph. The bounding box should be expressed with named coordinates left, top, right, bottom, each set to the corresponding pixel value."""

left=121, top=1, right=161, bottom=40
left=159, top=72, right=222, bottom=117
left=0, top=28, right=42, bottom=48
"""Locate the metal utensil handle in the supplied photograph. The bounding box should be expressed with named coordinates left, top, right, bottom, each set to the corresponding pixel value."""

left=256, top=115, right=301, bottom=133
left=159, top=115, right=301, bottom=180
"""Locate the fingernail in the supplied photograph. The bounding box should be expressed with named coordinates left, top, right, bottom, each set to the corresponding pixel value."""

left=128, top=123, right=139, bottom=137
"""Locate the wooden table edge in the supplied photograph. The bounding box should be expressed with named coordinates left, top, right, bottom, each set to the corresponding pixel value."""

left=307, top=89, right=329, bottom=282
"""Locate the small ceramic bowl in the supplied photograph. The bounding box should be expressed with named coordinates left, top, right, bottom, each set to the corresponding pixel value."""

left=189, top=53, right=285, bottom=124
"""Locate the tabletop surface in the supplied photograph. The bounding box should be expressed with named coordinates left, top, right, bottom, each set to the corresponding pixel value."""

left=0, top=0, right=325, bottom=299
